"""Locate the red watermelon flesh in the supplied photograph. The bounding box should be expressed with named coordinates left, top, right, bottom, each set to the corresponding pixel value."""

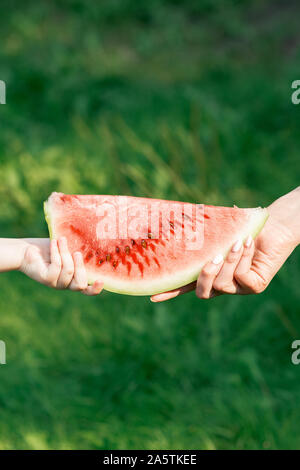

left=44, top=192, right=268, bottom=296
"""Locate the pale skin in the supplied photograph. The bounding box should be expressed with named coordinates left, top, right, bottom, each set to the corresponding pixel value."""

left=0, top=187, right=299, bottom=298
left=0, top=237, right=103, bottom=296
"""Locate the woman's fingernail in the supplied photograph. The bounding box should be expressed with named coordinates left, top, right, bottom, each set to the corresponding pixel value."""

left=245, top=235, right=253, bottom=247
left=151, top=294, right=163, bottom=302
left=212, top=254, right=223, bottom=264
left=232, top=239, right=242, bottom=252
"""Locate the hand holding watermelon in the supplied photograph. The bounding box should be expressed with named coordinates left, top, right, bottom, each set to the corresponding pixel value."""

left=0, top=237, right=103, bottom=295
left=151, top=187, right=300, bottom=301
left=20, top=238, right=104, bottom=295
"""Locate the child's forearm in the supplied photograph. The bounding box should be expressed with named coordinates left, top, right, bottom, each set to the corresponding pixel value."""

left=0, top=238, right=28, bottom=272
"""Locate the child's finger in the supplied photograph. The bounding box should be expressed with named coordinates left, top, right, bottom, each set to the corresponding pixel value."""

left=212, top=239, right=243, bottom=294
left=82, top=280, right=104, bottom=296
left=47, top=239, right=62, bottom=287
left=69, top=252, right=88, bottom=291
left=56, top=237, right=74, bottom=289
left=196, top=254, right=224, bottom=299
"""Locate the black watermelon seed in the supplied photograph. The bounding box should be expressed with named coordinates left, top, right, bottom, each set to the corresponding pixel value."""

left=131, top=239, right=136, bottom=246
left=99, top=259, right=104, bottom=265
left=116, top=247, right=120, bottom=253
left=141, top=240, right=147, bottom=248
left=106, top=254, right=111, bottom=262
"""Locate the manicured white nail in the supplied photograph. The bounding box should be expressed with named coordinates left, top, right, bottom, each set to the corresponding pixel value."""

left=232, top=239, right=242, bottom=252
left=212, top=254, right=223, bottom=264
left=245, top=235, right=252, bottom=247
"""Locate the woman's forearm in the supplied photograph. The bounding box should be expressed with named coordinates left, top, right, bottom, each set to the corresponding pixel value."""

left=267, top=186, right=300, bottom=249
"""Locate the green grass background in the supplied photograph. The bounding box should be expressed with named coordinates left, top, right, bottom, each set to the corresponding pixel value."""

left=0, top=0, right=300, bottom=449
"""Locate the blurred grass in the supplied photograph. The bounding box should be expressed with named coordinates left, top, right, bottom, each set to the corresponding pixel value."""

left=0, top=0, right=300, bottom=449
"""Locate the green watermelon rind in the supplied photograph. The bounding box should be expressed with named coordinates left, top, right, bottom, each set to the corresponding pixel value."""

left=44, top=199, right=268, bottom=296
left=44, top=201, right=53, bottom=238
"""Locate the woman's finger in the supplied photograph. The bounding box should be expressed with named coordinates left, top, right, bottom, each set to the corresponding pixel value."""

left=212, top=239, right=243, bottom=294
left=82, top=280, right=104, bottom=296
left=234, top=236, right=267, bottom=294
left=68, top=252, right=88, bottom=291
left=56, top=237, right=74, bottom=289
left=151, top=238, right=254, bottom=302
left=196, top=254, right=224, bottom=299
left=151, top=281, right=197, bottom=303
left=234, top=235, right=254, bottom=279
left=151, top=253, right=225, bottom=303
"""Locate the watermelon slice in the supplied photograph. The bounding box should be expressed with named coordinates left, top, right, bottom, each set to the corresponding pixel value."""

left=44, top=192, right=268, bottom=296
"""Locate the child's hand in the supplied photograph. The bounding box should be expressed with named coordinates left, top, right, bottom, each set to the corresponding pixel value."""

left=19, top=238, right=103, bottom=296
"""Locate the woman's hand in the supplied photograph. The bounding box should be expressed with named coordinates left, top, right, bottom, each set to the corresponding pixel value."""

left=151, top=187, right=300, bottom=302
left=19, top=238, right=103, bottom=296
